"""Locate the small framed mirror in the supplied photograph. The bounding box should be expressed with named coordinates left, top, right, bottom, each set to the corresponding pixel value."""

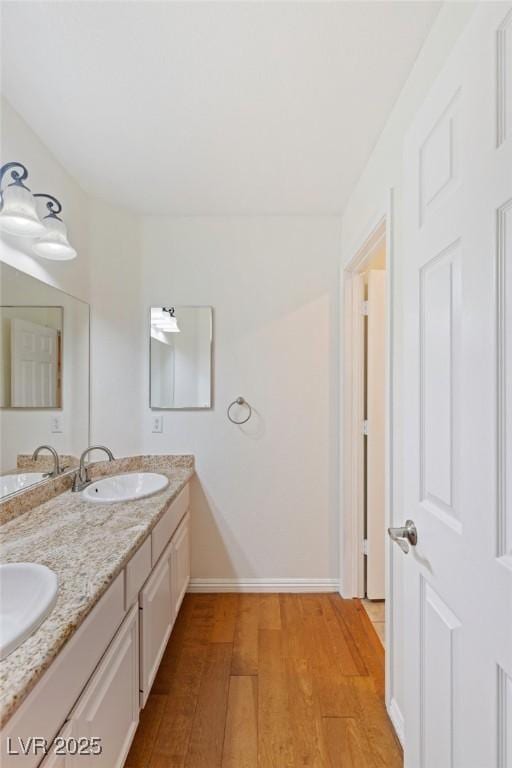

left=150, top=306, right=212, bottom=409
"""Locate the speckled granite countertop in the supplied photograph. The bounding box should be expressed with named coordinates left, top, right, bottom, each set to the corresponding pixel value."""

left=0, top=455, right=194, bottom=727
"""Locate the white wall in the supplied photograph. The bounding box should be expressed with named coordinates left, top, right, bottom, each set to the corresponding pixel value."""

left=87, top=198, right=143, bottom=458
left=339, top=1, right=476, bottom=738
left=0, top=98, right=90, bottom=302
left=140, top=216, right=341, bottom=583
left=0, top=102, right=342, bottom=584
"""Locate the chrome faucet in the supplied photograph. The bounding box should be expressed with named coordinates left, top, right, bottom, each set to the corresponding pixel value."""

left=32, top=445, right=61, bottom=478
left=72, top=445, right=115, bottom=493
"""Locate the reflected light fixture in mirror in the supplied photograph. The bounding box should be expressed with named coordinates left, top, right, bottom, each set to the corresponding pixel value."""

left=0, top=162, right=77, bottom=260
left=151, top=307, right=180, bottom=333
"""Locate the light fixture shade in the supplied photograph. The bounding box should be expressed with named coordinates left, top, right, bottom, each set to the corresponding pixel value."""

left=32, top=217, right=77, bottom=261
left=0, top=183, right=46, bottom=237
left=151, top=308, right=180, bottom=333
left=158, top=320, right=180, bottom=332
left=151, top=308, right=165, bottom=322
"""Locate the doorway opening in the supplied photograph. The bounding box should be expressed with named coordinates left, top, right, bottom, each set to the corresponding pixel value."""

left=361, top=251, right=386, bottom=645
left=342, top=206, right=392, bottom=652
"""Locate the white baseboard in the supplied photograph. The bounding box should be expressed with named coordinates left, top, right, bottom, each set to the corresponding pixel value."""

left=388, top=697, right=405, bottom=747
left=188, top=578, right=339, bottom=593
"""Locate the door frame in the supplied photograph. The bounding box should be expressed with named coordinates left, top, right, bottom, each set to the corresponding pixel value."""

left=339, top=188, right=398, bottom=729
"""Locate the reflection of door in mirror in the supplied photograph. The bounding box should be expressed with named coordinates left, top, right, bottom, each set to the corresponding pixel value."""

left=0, top=306, right=63, bottom=409
left=11, top=318, right=60, bottom=407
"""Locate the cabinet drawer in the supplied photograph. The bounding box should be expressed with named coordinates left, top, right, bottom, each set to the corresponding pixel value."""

left=0, top=573, right=125, bottom=768
left=67, top=605, right=139, bottom=767
left=152, top=484, right=189, bottom=566
left=139, top=540, right=173, bottom=706
left=125, top=537, right=151, bottom=609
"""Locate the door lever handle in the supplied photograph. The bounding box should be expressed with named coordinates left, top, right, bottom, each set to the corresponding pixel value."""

left=387, top=520, right=418, bottom=554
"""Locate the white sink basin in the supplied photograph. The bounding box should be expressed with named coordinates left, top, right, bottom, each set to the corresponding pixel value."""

left=82, top=472, right=169, bottom=503
left=0, top=472, right=47, bottom=498
left=0, top=563, right=58, bottom=660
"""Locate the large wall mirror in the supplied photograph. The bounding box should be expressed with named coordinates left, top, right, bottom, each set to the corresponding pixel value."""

left=0, top=262, right=90, bottom=497
left=150, top=306, right=212, bottom=409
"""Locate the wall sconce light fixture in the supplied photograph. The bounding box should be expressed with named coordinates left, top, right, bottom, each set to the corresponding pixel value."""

left=0, top=162, right=77, bottom=261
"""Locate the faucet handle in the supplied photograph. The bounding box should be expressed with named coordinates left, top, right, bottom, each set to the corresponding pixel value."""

left=72, top=467, right=90, bottom=493
left=71, top=470, right=80, bottom=492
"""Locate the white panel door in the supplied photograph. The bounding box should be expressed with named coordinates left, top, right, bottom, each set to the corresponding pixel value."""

left=401, top=5, right=512, bottom=767
left=367, top=270, right=386, bottom=599
left=11, top=318, right=58, bottom=407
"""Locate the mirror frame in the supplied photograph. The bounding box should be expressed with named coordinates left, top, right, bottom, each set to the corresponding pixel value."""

left=149, top=304, right=214, bottom=410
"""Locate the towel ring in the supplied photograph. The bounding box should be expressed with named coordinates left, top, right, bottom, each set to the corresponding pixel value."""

left=227, top=397, right=252, bottom=425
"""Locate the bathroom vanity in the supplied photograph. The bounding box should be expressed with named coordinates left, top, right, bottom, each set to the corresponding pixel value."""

left=0, top=265, right=204, bottom=765
left=0, top=455, right=193, bottom=768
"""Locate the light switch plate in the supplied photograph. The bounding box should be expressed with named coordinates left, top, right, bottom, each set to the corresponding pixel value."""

left=152, top=414, right=164, bottom=433
left=51, top=415, right=63, bottom=434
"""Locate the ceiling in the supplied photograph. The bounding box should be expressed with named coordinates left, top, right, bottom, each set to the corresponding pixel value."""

left=1, top=1, right=441, bottom=216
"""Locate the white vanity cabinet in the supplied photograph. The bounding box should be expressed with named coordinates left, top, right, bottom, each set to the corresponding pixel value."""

left=151, top=485, right=189, bottom=565
left=139, top=540, right=174, bottom=706
left=39, top=606, right=139, bottom=768
left=140, top=508, right=191, bottom=705
left=66, top=605, right=139, bottom=767
left=1, top=481, right=191, bottom=768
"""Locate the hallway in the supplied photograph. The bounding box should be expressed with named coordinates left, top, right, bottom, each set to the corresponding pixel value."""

left=126, top=593, right=402, bottom=767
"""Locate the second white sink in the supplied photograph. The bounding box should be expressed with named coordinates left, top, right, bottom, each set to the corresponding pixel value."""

left=0, top=563, right=58, bottom=660
left=82, top=472, right=169, bottom=503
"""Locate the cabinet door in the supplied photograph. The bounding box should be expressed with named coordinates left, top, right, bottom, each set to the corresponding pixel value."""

left=39, top=723, right=73, bottom=767
left=139, top=541, right=173, bottom=706
left=66, top=605, right=139, bottom=768
left=171, top=512, right=190, bottom=618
